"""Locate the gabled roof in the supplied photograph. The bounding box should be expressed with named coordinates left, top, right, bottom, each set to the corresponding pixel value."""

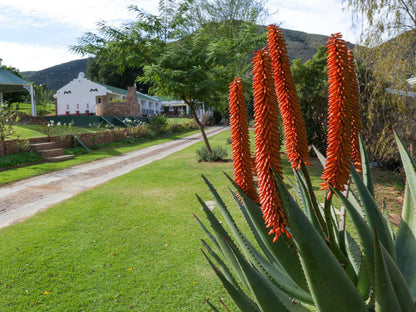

left=0, top=67, right=31, bottom=93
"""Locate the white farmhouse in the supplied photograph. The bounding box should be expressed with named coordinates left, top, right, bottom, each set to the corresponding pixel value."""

left=55, top=72, right=161, bottom=116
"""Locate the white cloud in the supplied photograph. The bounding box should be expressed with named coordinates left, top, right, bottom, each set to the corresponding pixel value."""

left=0, top=0, right=158, bottom=30
left=266, top=0, right=359, bottom=43
left=0, top=41, right=87, bottom=71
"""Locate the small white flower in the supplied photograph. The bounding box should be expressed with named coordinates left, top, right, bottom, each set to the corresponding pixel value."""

left=57, top=122, right=61, bottom=126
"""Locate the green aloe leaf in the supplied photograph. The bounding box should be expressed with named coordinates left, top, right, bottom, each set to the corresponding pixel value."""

left=312, top=145, right=326, bottom=169
left=374, top=229, right=402, bottom=312
left=196, top=194, right=250, bottom=290
left=201, top=249, right=260, bottom=312
left=293, top=169, right=326, bottom=238
left=227, top=189, right=314, bottom=304
left=224, top=173, right=309, bottom=292
left=359, top=134, right=374, bottom=196
left=202, top=174, right=312, bottom=303
left=200, top=238, right=241, bottom=290
left=350, top=166, right=397, bottom=260
left=224, top=239, right=310, bottom=312
left=274, top=172, right=367, bottom=312
left=345, top=231, right=361, bottom=275
left=380, top=242, right=416, bottom=312
left=395, top=132, right=416, bottom=288
left=334, top=188, right=373, bottom=299
left=193, top=213, right=221, bottom=252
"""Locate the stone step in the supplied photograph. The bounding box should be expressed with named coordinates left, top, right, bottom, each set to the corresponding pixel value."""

left=44, top=154, right=75, bottom=162
left=39, top=148, right=65, bottom=158
left=30, top=142, right=56, bottom=152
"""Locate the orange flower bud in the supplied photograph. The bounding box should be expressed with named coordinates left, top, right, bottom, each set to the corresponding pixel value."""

left=252, top=48, right=290, bottom=241
left=321, top=33, right=353, bottom=194
left=229, top=76, right=259, bottom=202
left=267, top=24, right=310, bottom=170
left=347, top=50, right=361, bottom=171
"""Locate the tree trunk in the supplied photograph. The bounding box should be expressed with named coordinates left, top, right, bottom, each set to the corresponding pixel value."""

left=188, top=102, right=212, bottom=154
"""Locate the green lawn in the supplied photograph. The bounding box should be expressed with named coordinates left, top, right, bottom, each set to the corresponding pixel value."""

left=167, top=117, right=194, bottom=125
left=0, top=129, right=405, bottom=311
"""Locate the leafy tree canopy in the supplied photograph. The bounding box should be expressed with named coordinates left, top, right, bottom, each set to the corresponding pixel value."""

left=344, top=0, right=416, bottom=167
left=72, top=0, right=269, bottom=154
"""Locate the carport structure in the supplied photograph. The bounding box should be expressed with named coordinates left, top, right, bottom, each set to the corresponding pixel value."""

left=0, top=58, right=36, bottom=116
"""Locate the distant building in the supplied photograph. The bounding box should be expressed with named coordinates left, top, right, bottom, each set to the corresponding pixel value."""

left=54, top=72, right=161, bottom=116
left=159, top=96, right=212, bottom=119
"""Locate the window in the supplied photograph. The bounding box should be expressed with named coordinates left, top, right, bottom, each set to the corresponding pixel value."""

left=76, top=104, right=79, bottom=109
left=66, top=104, right=69, bottom=109
left=86, top=103, right=89, bottom=108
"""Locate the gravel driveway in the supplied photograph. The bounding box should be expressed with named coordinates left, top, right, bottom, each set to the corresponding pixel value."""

left=0, top=126, right=228, bottom=229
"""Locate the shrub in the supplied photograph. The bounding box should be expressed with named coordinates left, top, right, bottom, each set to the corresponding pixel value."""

left=196, top=145, right=228, bottom=162
left=0, top=152, right=43, bottom=169
left=149, top=115, right=168, bottom=133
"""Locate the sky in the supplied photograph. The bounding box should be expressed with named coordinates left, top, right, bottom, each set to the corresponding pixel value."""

left=0, top=0, right=360, bottom=72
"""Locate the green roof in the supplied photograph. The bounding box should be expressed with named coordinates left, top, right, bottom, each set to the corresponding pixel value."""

left=98, top=83, right=128, bottom=96
left=0, top=68, right=31, bottom=93
left=136, top=91, right=159, bottom=102
left=156, top=96, right=181, bottom=102
left=98, top=83, right=160, bottom=102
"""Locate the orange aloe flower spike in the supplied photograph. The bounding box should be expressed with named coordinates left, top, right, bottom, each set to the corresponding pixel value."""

left=347, top=50, right=361, bottom=172
left=252, top=48, right=290, bottom=241
left=267, top=24, right=310, bottom=170
left=320, top=33, right=353, bottom=194
left=229, top=76, right=259, bottom=202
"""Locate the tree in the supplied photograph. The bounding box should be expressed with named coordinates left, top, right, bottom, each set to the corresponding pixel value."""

left=291, top=46, right=328, bottom=153
left=139, top=32, right=225, bottom=153
left=86, top=58, right=149, bottom=92
left=72, top=0, right=268, bottom=154
left=344, top=0, right=416, bottom=167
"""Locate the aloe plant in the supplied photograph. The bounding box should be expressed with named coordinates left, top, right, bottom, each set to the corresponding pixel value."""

left=194, top=26, right=416, bottom=311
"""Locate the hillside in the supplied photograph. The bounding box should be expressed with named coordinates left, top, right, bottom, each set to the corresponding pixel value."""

left=22, top=59, right=89, bottom=91
left=21, top=28, right=331, bottom=91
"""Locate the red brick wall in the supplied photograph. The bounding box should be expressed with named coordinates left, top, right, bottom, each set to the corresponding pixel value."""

left=3, top=130, right=129, bottom=155
left=95, top=87, right=141, bottom=117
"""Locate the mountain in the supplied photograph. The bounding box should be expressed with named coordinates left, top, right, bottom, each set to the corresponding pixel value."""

left=21, top=28, right=332, bottom=91
left=22, top=58, right=89, bottom=91
left=280, top=28, right=329, bottom=62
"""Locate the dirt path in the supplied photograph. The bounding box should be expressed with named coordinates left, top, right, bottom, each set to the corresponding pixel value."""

left=0, top=127, right=228, bottom=228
